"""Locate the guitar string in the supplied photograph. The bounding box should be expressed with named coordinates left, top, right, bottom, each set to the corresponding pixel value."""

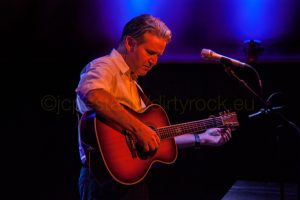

left=156, top=113, right=238, bottom=139
left=158, top=116, right=238, bottom=139
left=157, top=118, right=225, bottom=139
left=158, top=118, right=222, bottom=134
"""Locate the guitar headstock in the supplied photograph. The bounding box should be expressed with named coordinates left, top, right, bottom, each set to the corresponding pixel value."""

left=219, top=111, right=240, bottom=129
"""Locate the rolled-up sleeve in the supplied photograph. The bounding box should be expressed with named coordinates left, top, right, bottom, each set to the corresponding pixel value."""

left=76, top=60, right=114, bottom=100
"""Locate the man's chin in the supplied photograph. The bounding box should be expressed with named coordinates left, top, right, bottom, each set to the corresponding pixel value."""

left=138, top=71, right=148, bottom=76
left=134, top=70, right=148, bottom=79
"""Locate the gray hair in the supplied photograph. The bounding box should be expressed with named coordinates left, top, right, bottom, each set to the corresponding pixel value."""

left=121, top=14, right=172, bottom=44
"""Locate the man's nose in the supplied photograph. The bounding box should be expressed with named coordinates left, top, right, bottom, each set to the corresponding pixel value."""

left=149, top=55, right=158, bottom=66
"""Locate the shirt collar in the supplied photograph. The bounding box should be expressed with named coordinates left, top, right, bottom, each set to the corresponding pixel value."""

left=110, top=48, right=130, bottom=75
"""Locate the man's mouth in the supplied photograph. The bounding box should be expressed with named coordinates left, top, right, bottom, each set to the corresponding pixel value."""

left=144, top=65, right=152, bottom=70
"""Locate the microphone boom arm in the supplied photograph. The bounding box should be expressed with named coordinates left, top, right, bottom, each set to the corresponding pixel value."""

left=223, top=63, right=300, bottom=134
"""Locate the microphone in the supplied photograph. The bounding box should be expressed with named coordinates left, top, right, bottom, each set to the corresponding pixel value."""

left=201, top=48, right=251, bottom=68
left=248, top=108, right=268, bottom=119
left=248, top=106, right=283, bottom=120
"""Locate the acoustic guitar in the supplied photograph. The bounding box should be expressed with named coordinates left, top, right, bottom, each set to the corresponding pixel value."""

left=79, top=104, right=239, bottom=185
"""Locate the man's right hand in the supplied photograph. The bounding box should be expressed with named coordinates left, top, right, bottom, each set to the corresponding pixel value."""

left=134, top=124, right=160, bottom=152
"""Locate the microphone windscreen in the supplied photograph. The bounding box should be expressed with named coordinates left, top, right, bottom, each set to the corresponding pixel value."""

left=201, top=49, right=212, bottom=59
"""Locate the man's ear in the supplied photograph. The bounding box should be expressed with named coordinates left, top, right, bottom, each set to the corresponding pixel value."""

left=124, top=36, right=137, bottom=52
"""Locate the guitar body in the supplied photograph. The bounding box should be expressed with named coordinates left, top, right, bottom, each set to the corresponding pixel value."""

left=80, top=104, right=177, bottom=185
left=80, top=103, right=239, bottom=185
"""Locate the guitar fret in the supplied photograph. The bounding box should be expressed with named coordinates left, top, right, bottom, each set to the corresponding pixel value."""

left=158, top=118, right=224, bottom=139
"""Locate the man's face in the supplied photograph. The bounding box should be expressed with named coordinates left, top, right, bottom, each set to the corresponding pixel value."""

left=126, top=32, right=167, bottom=77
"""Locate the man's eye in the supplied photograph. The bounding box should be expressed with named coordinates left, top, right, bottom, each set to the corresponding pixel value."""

left=147, top=51, right=155, bottom=55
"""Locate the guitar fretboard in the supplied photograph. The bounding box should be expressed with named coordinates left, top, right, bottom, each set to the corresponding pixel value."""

left=157, top=117, right=223, bottom=140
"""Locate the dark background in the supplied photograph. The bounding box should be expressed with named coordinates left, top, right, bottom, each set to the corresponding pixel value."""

left=2, top=0, right=299, bottom=199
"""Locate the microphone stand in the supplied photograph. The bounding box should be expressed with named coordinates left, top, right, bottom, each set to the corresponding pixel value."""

left=223, top=63, right=265, bottom=105
left=222, top=61, right=300, bottom=200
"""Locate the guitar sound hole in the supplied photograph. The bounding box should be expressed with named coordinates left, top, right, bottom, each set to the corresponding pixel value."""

left=136, top=144, right=157, bottom=160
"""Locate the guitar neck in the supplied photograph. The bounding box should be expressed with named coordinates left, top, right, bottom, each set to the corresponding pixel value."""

left=157, top=116, right=224, bottom=140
